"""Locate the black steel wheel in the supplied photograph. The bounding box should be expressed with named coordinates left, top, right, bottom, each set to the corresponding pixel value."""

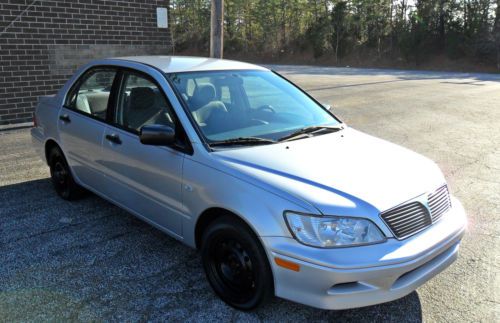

left=48, top=147, right=84, bottom=200
left=201, top=216, right=274, bottom=310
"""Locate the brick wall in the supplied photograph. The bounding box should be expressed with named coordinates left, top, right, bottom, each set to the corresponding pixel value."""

left=0, top=0, right=172, bottom=125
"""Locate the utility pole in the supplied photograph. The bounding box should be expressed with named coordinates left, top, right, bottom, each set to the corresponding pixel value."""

left=210, top=0, right=224, bottom=58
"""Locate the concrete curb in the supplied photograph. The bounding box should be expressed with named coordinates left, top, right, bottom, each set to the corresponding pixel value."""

left=0, top=122, right=34, bottom=132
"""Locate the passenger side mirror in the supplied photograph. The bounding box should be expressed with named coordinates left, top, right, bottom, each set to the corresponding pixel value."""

left=140, top=124, right=175, bottom=146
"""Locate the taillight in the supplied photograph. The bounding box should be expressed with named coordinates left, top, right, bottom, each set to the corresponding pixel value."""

left=33, top=113, right=38, bottom=127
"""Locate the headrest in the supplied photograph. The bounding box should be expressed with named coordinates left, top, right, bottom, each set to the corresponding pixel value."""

left=129, top=87, right=156, bottom=110
left=76, top=94, right=91, bottom=114
left=191, top=84, right=216, bottom=110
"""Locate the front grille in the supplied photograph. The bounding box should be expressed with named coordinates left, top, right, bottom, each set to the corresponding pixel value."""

left=381, top=202, right=432, bottom=239
left=381, top=185, right=452, bottom=239
left=428, top=185, right=451, bottom=222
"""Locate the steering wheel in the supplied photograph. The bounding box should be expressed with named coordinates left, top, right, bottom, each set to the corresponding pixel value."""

left=256, top=105, right=276, bottom=114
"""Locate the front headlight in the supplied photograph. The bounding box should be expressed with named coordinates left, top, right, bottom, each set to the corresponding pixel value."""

left=284, top=212, right=386, bottom=248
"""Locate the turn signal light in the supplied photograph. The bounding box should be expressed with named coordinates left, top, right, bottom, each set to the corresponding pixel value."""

left=274, top=257, right=300, bottom=272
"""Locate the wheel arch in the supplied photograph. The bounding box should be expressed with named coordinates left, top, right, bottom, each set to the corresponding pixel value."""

left=194, top=207, right=260, bottom=250
left=44, top=138, right=61, bottom=164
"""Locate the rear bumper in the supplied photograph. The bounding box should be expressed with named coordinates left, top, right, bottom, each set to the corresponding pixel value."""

left=263, top=197, right=467, bottom=310
left=30, top=127, right=46, bottom=163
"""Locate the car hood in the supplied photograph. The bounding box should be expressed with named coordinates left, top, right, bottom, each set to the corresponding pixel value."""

left=213, top=127, right=446, bottom=215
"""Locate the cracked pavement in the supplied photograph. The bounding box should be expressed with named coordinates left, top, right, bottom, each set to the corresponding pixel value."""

left=1, top=65, right=499, bottom=321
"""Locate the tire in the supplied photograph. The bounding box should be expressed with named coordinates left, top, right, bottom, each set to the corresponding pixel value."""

left=201, top=216, right=274, bottom=310
left=48, top=147, right=84, bottom=200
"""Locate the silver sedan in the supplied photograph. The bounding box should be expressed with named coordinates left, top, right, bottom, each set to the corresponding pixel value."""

left=31, top=56, right=467, bottom=310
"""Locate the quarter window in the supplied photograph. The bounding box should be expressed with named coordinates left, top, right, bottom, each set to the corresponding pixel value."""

left=66, top=69, right=117, bottom=120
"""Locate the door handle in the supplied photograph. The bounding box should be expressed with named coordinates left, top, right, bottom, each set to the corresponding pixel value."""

left=59, top=114, right=71, bottom=123
left=105, top=134, right=122, bottom=145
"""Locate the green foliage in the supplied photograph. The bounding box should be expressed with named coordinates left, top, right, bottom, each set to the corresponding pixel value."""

left=306, top=14, right=330, bottom=58
left=170, top=0, right=500, bottom=68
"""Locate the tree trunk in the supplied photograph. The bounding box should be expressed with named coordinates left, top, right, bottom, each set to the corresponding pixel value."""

left=336, top=22, right=341, bottom=64
left=463, top=0, right=468, bottom=35
left=389, top=0, right=394, bottom=54
left=495, top=0, right=500, bottom=70
left=438, top=0, right=446, bottom=50
left=313, top=0, right=318, bottom=21
left=378, top=37, right=381, bottom=58
left=281, top=0, right=287, bottom=49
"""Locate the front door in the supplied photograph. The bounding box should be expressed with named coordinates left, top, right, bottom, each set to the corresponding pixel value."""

left=99, top=70, right=186, bottom=236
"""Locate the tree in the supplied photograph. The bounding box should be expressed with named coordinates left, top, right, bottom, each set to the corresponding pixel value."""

left=169, top=0, right=500, bottom=70
left=331, top=1, right=349, bottom=63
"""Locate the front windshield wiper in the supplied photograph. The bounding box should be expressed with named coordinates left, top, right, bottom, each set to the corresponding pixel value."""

left=209, top=137, right=276, bottom=147
left=277, top=125, right=344, bottom=142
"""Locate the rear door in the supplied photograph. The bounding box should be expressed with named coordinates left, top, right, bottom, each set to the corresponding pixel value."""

left=58, top=67, right=118, bottom=189
left=99, top=69, right=189, bottom=236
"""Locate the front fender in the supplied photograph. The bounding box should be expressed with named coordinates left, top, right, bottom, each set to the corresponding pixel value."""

left=181, top=156, right=318, bottom=248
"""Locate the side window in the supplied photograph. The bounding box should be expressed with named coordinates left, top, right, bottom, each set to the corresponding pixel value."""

left=115, top=72, right=176, bottom=133
left=66, top=69, right=117, bottom=120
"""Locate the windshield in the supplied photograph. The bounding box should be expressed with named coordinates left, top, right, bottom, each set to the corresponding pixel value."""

left=167, top=70, right=340, bottom=143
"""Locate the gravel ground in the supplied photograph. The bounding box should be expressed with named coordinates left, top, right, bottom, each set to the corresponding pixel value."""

left=1, top=65, right=499, bottom=322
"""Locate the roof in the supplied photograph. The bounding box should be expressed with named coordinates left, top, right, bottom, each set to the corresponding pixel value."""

left=113, top=56, right=268, bottom=73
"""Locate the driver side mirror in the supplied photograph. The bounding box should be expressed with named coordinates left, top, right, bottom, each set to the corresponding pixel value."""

left=140, top=124, right=175, bottom=146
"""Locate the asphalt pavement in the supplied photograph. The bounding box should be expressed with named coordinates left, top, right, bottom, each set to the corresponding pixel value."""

left=1, top=65, right=499, bottom=322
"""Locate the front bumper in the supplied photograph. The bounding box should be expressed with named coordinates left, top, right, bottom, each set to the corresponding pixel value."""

left=263, top=196, right=467, bottom=310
